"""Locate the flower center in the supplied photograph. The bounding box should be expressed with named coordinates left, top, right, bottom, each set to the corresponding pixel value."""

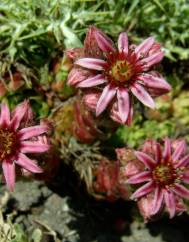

left=152, top=163, right=178, bottom=187
left=109, top=60, right=133, bottom=83
left=0, top=128, right=17, bottom=160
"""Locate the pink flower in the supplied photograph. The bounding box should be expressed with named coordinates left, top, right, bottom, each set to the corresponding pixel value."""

left=127, top=138, right=189, bottom=218
left=0, top=101, right=50, bottom=191
left=68, top=27, right=171, bottom=124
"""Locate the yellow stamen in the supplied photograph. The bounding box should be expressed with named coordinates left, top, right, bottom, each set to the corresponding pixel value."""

left=0, top=128, right=16, bottom=160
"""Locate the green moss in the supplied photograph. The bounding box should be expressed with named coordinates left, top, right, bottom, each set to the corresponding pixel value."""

left=115, top=118, right=176, bottom=148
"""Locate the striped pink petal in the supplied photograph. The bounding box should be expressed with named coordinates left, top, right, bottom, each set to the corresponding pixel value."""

left=135, top=37, right=155, bottom=57
left=10, top=100, right=28, bottom=130
left=96, top=84, right=116, bottom=116
left=95, top=31, right=115, bottom=52
left=163, top=138, right=171, bottom=162
left=18, top=125, right=48, bottom=140
left=15, top=153, right=42, bottom=173
left=2, top=160, right=15, bottom=191
left=172, top=140, right=186, bottom=163
left=118, top=32, right=128, bottom=54
left=117, top=88, right=130, bottom=124
left=143, top=51, right=164, bottom=68
left=175, top=154, right=189, bottom=168
left=164, top=190, right=175, bottom=218
left=75, top=58, right=106, bottom=71
left=0, top=103, right=10, bottom=126
left=20, top=141, right=50, bottom=153
left=77, top=74, right=107, bottom=88
left=134, top=151, right=156, bottom=169
left=154, top=142, right=162, bottom=163
left=126, top=102, right=133, bottom=126
left=127, top=171, right=151, bottom=184
left=131, top=83, right=155, bottom=109
left=131, top=181, right=154, bottom=200
left=182, top=171, right=189, bottom=184
left=151, top=187, right=164, bottom=215
left=138, top=74, right=171, bottom=92
left=172, top=184, right=189, bottom=199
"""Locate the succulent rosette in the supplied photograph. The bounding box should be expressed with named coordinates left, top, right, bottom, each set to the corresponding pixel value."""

left=127, top=138, right=189, bottom=219
left=67, top=26, right=171, bottom=125
left=0, top=101, right=50, bottom=191
left=92, top=158, right=130, bottom=201
left=66, top=26, right=104, bottom=87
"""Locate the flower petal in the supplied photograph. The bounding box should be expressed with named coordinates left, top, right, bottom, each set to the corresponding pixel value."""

left=127, top=171, right=151, bottom=184
left=75, top=58, right=106, bottom=71
left=131, top=83, right=155, bottom=109
left=110, top=98, right=133, bottom=125
left=77, top=74, right=107, bottom=88
left=0, top=103, right=10, bottom=127
left=134, top=151, right=156, bottom=169
left=20, top=141, right=50, bottom=153
left=143, top=51, right=164, bottom=68
left=152, top=187, right=164, bottom=215
left=154, top=142, right=162, bottom=163
left=117, top=88, right=130, bottom=124
left=164, top=190, right=176, bottom=218
left=10, top=100, right=29, bottom=130
left=130, top=181, right=154, bottom=200
left=138, top=74, right=171, bottom=92
left=135, top=37, right=155, bottom=57
left=15, top=153, right=42, bottom=173
left=126, top=101, right=134, bottom=126
left=175, top=154, right=189, bottom=168
left=163, top=138, right=171, bottom=162
left=2, top=160, right=15, bottom=191
left=96, top=84, right=116, bottom=116
left=18, top=125, right=48, bottom=140
left=118, top=32, right=128, bottom=54
left=95, top=31, right=115, bottom=52
left=182, top=171, right=189, bottom=184
left=171, top=184, right=189, bottom=199
left=172, top=140, right=187, bottom=163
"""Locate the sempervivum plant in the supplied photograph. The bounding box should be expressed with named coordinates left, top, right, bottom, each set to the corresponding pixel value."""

left=126, top=138, right=189, bottom=220
left=92, top=158, right=130, bottom=201
left=0, top=101, right=50, bottom=191
left=67, top=26, right=171, bottom=125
